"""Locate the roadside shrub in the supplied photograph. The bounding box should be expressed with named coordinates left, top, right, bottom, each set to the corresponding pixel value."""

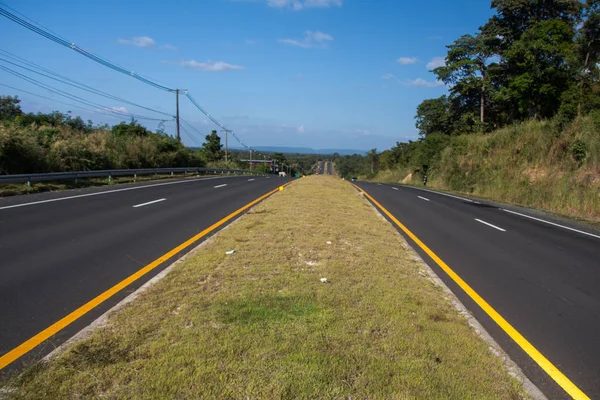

left=570, top=140, right=588, bottom=164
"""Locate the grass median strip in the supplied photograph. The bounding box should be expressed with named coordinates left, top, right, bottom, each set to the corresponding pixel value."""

left=6, top=176, right=525, bottom=399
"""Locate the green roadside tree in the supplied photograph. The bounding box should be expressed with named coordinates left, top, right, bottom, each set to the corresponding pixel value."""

left=415, top=96, right=453, bottom=136
left=0, top=95, right=23, bottom=121
left=434, top=33, right=496, bottom=129
left=366, top=148, right=378, bottom=174
left=203, top=130, right=224, bottom=162
left=501, top=20, right=576, bottom=119
left=576, top=0, right=600, bottom=116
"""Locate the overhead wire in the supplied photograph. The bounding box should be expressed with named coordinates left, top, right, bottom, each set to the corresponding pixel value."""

left=0, top=5, right=173, bottom=91
left=0, top=64, right=167, bottom=121
left=0, top=82, right=160, bottom=121
left=0, top=50, right=174, bottom=118
left=178, top=124, right=203, bottom=147
left=0, top=3, right=254, bottom=149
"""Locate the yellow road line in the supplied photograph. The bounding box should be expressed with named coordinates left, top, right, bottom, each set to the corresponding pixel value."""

left=352, top=183, right=589, bottom=400
left=0, top=183, right=290, bottom=371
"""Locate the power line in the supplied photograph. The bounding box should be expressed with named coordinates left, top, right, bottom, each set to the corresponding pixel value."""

left=185, top=93, right=250, bottom=150
left=0, top=64, right=167, bottom=121
left=0, top=3, right=255, bottom=149
left=180, top=118, right=208, bottom=138
left=0, top=82, right=159, bottom=121
left=179, top=124, right=202, bottom=147
left=0, top=5, right=173, bottom=91
left=0, top=50, right=174, bottom=118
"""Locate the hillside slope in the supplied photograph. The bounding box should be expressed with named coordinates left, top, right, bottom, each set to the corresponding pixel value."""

left=373, top=117, right=600, bottom=222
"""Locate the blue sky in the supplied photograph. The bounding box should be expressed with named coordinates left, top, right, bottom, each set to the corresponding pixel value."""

left=0, top=0, right=494, bottom=151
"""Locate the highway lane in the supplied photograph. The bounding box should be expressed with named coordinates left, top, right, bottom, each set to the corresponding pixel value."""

left=0, top=175, right=288, bottom=372
left=317, top=161, right=326, bottom=175
left=316, top=161, right=332, bottom=175
left=355, top=181, right=600, bottom=399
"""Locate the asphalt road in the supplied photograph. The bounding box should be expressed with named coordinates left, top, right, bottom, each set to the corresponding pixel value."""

left=355, top=181, right=600, bottom=399
left=317, top=161, right=325, bottom=174
left=0, top=174, right=289, bottom=373
left=317, top=161, right=333, bottom=175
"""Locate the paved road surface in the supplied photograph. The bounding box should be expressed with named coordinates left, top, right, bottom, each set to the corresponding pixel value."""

left=0, top=175, right=288, bottom=372
left=316, top=161, right=332, bottom=175
left=317, top=161, right=325, bottom=175
left=355, top=181, right=600, bottom=399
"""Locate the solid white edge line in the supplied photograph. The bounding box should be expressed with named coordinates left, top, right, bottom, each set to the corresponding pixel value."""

left=475, top=218, right=506, bottom=232
left=392, top=187, right=399, bottom=191
left=418, top=196, right=430, bottom=202
left=0, top=176, right=232, bottom=211
left=502, top=208, right=600, bottom=239
left=412, top=186, right=478, bottom=203
left=132, top=198, right=166, bottom=208
left=214, top=184, right=228, bottom=188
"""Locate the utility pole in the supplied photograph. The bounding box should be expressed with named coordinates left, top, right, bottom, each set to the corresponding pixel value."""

left=173, top=88, right=187, bottom=143
left=249, top=149, right=253, bottom=170
left=222, top=129, right=230, bottom=167
left=175, top=89, right=180, bottom=142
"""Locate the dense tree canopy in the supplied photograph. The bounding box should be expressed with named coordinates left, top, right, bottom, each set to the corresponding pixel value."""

left=417, top=0, right=599, bottom=137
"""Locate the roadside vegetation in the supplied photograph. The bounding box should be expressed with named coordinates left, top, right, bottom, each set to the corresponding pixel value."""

left=0, top=96, right=322, bottom=196
left=335, top=0, right=600, bottom=222
left=6, top=176, right=525, bottom=399
left=0, top=96, right=263, bottom=196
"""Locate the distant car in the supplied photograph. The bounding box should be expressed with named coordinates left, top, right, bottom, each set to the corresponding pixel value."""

left=351, top=177, right=357, bottom=182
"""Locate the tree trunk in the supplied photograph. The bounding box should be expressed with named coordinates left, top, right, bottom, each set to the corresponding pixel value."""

left=480, top=72, right=485, bottom=125
left=578, top=47, right=591, bottom=118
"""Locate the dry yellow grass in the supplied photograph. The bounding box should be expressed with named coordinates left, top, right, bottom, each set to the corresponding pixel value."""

left=8, top=176, right=525, bottom=399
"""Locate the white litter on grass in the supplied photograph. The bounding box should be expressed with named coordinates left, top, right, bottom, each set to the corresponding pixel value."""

left=326, top=241, right=332, bottom=245
left=226, top=250, right=236, bottom=255
left=320, top=278, right=328, bottom=283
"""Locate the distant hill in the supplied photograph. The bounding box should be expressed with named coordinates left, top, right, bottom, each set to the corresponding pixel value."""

left=231, top=146, right=366, bottom=156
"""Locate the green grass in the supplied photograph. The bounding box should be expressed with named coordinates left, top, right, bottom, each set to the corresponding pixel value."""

left=6, top=176, right=526, bottom=399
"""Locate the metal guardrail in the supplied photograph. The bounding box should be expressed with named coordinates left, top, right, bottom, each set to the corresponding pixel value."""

left=0, top=167, right=267, bottom=185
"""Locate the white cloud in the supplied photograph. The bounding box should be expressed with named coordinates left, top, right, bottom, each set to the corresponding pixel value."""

left=267, top=0, right=342, bottom=10
left=297, top=126, right=305, bottom=133
left=355, top=129, right=371, bottom=135
left=161, top=44, right=177, bottom=51
left=118, top=36, right=155, bottom=48
left=426, top=56, right=445, bottom=70
left=382, top=73, right=398, bottom=80
left=165, top=60, right=244, bottom=71
left=405, top=78, right=445, bottom=87
left=397, top=57, right=418, bottom=65
left=105, top=106, right=130, bottom=114
left=278, top=30, right=333, bottom=48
